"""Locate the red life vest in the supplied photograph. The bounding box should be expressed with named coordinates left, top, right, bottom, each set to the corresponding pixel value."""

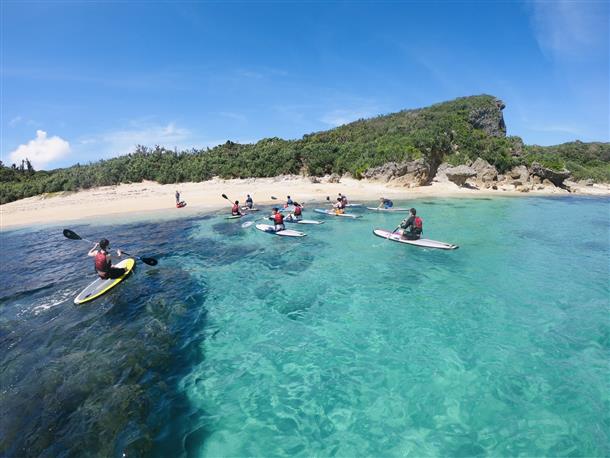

left=294, top=206, right=302, bottom=216
left=414, top=216, right=423, bottom=232
left=273, top=213, right=284, bottom=224
left=95, top=250, right=110, bottom=273
left=232, top=204, right=239, bottom=214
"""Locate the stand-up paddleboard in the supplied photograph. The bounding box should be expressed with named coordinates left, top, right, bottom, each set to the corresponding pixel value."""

left=271, top=217, right=324, bottom=225
left=345, top=203, right=363, bottom=207
left=255, top=224, right=306, bottom=237
left=242, top=207, right=260, bottom=212
left=74, top=258, right=136, bottom=304
left=366, top=207, right=409, bottom=212
left=314, top=209, right=360, bottom=219
left=225, top=214, right=245, bottom=219
left=373, top=229, right=458, bottom=250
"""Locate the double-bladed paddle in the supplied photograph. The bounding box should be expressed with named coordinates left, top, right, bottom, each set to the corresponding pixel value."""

left=62, top=229, right=158, bottom=266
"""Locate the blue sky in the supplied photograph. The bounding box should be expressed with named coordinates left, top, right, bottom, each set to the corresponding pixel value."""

left=1, top=1, right=608, bottom=170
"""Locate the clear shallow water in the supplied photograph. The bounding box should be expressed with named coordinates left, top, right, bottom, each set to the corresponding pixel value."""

left=1, top=197, right=609, bottom=457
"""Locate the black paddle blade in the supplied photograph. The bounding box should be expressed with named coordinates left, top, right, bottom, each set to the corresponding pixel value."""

left=270, top=196, right=277, bottom=200
left=222, top=194, right=229, bottom=200
left=63, top=229, right=82, bottom=240
left=140, top=257, right=158, bottom=266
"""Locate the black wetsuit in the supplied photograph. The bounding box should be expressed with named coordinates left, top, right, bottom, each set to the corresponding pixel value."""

left=400, top=216, right=422, bottom=240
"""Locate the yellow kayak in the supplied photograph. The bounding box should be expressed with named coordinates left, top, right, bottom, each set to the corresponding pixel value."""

left=74, top=258, right=135, bottom=304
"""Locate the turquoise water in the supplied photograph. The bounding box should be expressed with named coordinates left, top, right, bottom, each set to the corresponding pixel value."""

left=1, top=196, right=609, bottom=457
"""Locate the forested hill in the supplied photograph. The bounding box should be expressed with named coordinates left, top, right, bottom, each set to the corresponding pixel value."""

left=2, top=95, right=609, bottom=204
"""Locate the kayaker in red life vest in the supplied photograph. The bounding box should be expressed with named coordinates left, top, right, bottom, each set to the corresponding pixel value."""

left=88, top=238, right=126, bottom=279
left=286, top=202, right=303, bottom=222
left=231, top=200, right=242, bottom=216
left=271, top=208, right=285, bottom=231
left=399, top=208, right=423, bottom=240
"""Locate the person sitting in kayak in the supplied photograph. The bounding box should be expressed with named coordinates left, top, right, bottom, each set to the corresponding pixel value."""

left=271, top=208, right=285, bottom=231
left=231, top=200, right=242, bottom=216
left=88, top=238, right=125, bottom=279
left=286, top=196, right=294, bottom=206
left=378, top=197, right=394, bottom=209
left=245, top=194, right=254, bottom=209
left=286, top=202, right=303, bottom=221
left=399, top=208, right=423, bottom=240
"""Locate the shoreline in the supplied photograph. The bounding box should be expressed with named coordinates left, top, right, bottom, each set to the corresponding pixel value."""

left=2, top=176, right=609, bottom=230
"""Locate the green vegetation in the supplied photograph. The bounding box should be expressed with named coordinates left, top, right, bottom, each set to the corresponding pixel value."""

left=1, top=95, right=608, bottom=204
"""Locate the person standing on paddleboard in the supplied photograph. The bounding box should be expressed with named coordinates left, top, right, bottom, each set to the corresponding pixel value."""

left=88, top=239, right=126, bottom=279
left=231, top=200, right=242, bottom=216
left=399, top=208, right=423, bottom=240
left=271, top=208, right=286, bottom=231
left=245, top=194, right=254, bottom=209
left=175, top=190, right=180, bottom=204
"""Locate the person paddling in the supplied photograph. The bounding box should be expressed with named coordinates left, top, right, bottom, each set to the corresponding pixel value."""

left=286, top=195, right=294, bottom=206
left=245, top=194, right=254, bottom=209
left=339, top=193, right=348, bottom=207
left=88, top=239, right=126, bottom=279
left=399, top=208, right=423, bottom=240
left=333, top=197, right=345, bottom=214
left=231, top=200, right=242, bottom=216
left=286, top=202, right=303, bottom=221
left=271, top=207, right=285, bottom=231
left=378, top=197, right=394, bottom=209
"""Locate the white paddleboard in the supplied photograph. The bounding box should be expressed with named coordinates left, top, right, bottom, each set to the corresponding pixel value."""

left=373, top=229, right=458, bottom=250
left=273, top=216, right=324, bottom=225
left=366, top=207, right=410, bottom=212
left=255, top=224, right=306, bottom=237
left=313, top=209, right=360, bottom=219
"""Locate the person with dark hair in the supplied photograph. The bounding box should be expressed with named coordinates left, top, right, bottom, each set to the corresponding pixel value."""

left=88, top=239, right=126, bottom=279
left=245, top=194, right=254, bottom=209
left=271, top=207, right=285, bottom=231
left=175, top=190, right=180, bottom=204
left=286, top=196, right=294, bottom=206
left=399, top=208, right=423, bottom=240
left=285, top=202, right=303, bottom=222
left=231, top=200, right=242, bottom=216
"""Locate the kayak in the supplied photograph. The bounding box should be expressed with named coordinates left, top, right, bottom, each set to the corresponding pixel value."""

left=74, top=258, right=136, bottom=304
left=366, top=207, right=410, bottom=212
left=372, top=229, right=458, bottom=250
left=225, top=214, right=245, bottom=219
left=255, top=224, right=306, bottom=237
left=314, top=209, right=360, bottom=219
left=270, top=216, right=324, bottom=225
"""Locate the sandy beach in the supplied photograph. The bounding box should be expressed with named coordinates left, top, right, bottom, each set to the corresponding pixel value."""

left=1, top=175, right=609, bottom=229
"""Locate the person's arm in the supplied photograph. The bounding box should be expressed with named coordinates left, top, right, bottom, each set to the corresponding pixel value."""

left=87, top=243, right=99, bottom=257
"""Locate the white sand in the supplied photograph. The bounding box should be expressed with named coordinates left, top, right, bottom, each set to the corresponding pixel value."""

left=1, top=175, right=608, bottom=229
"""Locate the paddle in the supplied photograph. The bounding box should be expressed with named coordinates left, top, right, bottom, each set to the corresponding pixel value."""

left=222, top=193, right=248, bottom=214
left=270, top=196, right=277, bottom=200
left=63, top=229, right=158, bottom=266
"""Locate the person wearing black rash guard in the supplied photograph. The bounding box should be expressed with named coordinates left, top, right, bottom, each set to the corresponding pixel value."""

left=245, top=194, right=254, bottom=209
left=88, top=238, right=125, bottom=279
left=399, top=208, right=423, bottom=240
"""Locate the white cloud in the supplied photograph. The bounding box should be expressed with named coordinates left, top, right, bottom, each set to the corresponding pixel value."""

left=529, top=0, right=609, bottom=59
left=10, top=130, right=71, bottom=169
left=320, top=109, right=375, bottom=127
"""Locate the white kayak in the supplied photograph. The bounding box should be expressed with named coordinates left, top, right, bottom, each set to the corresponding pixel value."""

left=270, top=217, right=324, bottom=225
left=314, top=209, right=360, bottom=219
left=366, top=207, right=410, bottom=212
left=255, top=224, right=306, bottom=237
left=373, top=229, right=458, bottom=250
